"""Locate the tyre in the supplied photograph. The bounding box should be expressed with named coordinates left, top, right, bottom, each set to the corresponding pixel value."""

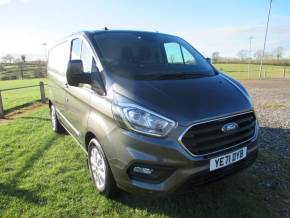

left=88, top=138, right=118, bottom=197
left=50, top=104, right=64, bottom=133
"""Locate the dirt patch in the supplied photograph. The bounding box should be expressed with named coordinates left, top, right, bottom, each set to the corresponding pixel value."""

left=0, top=103, right=47, bottom=123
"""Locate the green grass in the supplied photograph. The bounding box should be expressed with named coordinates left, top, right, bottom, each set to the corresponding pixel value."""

left=214, top=63, right=290, bottom=80
left=0, top=107, right=275, bottom=217
left=0, top=78, right=47, bottom=90
left=0, top=79, right=47, bottom=113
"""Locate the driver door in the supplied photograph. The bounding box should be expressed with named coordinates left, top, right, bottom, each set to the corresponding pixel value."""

left=63, top=38, right=95, bottom=141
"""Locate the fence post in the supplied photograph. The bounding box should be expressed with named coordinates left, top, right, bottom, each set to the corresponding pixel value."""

left=0, top=91, right=4, bottom=118
left=39, top=81, right=46, bottom=103
left=283, top=68, right=286, bottom=79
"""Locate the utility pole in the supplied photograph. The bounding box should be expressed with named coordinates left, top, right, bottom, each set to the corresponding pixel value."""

left=248, top=36, right=253, bottom=79
left=42, top=43, right=47, bottom=78
left=259, top=0, right=272, bottom=79
left=42, top=43, right=47, bottom=61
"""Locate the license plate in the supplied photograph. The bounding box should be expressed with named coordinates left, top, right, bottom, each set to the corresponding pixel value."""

left=210, top=147, right=247, bottom=171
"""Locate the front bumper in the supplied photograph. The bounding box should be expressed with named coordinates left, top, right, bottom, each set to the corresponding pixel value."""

left=100, top=122, right=259, bottom=195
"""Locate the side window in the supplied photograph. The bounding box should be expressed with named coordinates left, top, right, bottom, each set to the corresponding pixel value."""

left=70, top=38, right=81, bottom=60
left=164, top=42, right=183, bottom=64
left=92, top=58, right=98, bottom=72
left=164, top=42, right=197, bottom=65
left=181, top=46, right=196, bottom=64
left=81, top=41, right=94, bottom=73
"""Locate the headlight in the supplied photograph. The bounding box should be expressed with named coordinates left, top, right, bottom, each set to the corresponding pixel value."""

left=112, top=92, right=176, bottom=137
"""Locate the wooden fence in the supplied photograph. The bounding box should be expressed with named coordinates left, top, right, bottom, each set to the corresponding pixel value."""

left=0, top=62, right=47, bottom=80
left=0, top=81, right=46, bottom=118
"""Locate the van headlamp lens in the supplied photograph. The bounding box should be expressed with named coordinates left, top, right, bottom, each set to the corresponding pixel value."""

left=112, top=93, right=176, bottom=137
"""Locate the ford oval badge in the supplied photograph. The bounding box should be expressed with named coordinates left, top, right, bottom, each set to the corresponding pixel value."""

left=221, top=122, right=238, bottom=132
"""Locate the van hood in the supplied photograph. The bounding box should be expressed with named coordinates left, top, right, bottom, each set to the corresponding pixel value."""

left=111, top=74, right=253, bottom=126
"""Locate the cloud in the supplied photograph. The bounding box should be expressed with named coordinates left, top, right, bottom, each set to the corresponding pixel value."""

left=0, top=0, right=32, bottom=6
left=19, top=0, right=32, bottom=3
left=0, top=0, right=11, bottom=6
left=180, top=24, right=290, bottom=57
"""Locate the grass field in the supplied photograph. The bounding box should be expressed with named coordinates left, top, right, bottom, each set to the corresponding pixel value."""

left=214, top=63, right=290, bottom=80
left=0, top=107, right=274, bottom=217
left=1, top=62, right=289, bottom=81
left=0, top=79, right=48, bottom=113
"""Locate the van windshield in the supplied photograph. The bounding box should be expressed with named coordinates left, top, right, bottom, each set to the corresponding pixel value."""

left=92, top=32, right=216, bottom=79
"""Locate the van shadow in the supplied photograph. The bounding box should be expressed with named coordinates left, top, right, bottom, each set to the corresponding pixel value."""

left=114, top=176, right=264, bottom=217
left=113, top=126, right=289, bottom=217
left=114, top=172, right=262, bottom=217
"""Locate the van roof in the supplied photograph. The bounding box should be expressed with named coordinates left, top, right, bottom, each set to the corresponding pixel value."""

left=72, top=29, right=175, bottom=38
left=50, top=29, right=177, bottom=52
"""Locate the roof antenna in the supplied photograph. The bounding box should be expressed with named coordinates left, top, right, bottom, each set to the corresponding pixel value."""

left=104, top=27, right=109, bottom=31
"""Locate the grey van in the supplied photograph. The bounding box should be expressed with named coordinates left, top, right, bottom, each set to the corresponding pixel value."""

left=47, top=30, right=259, bottom=197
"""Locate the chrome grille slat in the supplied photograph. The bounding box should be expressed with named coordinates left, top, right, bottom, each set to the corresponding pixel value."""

left=192, top=123, right=255, bottom=144
left=188, top=115, right=255, bottom=136
left=181, top=111, right=256, bottom=156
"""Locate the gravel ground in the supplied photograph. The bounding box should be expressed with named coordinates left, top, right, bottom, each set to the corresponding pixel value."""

left=244, top=80, right=290, bottom=157
left=241, top=80, right=290, bottom=217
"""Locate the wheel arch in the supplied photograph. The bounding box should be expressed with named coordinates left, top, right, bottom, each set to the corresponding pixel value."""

left=48, top=99, right=52, bottom=108
left=85, top=131, right=97, bottom=151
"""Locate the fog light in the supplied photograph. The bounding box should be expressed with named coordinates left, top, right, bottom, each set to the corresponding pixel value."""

left=128, top=163, right=174, bottom=183
left=133, top=166, right=154, bottom=175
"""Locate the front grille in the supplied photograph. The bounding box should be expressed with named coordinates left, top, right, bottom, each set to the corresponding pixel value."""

left=181, top=111, right=256, bottom=156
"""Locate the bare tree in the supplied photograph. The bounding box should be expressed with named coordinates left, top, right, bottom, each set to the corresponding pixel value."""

left=19, top=55, right=26, bottom=80
left=169, top=55, right=175, bottom=63
left=211, top=51, right=220, bottom=63
left=1, top=54, right=14, bottom=63
left=237, top=50, right=248, bottom=61
left=272, top=46, right=284, bottom=62
left=21, top=55, right=26, bottom=63
left=254, top=49, right=263, bottom=61
left=264, top=52, right=274, bottom=60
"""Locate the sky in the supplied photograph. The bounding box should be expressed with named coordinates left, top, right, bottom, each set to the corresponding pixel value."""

left=0, top=0, right=289, bottom=60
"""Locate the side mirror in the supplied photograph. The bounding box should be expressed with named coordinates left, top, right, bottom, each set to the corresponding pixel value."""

left=66, top=60, right=91, bottom=86
left=206, top=57, right=212, bottom=64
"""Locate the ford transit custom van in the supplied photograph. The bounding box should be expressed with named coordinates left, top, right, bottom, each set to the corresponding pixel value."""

left=47, top=30, right=259, bottom=197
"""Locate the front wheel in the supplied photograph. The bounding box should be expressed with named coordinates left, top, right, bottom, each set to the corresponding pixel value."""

left=88, top=138, right=118, bottom=197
